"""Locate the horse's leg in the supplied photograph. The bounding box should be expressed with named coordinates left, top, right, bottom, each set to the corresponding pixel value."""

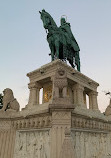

left=77, top=63, right=80, bottom=72
left=75, top=52, right=80, bottom=71
left=51, top=46, right=54, bottom=61
left=55, top=39, right=59, bottom=59
left=69, top=58, right=75, bottom=68
left=48, top=40, right=55, bottom=61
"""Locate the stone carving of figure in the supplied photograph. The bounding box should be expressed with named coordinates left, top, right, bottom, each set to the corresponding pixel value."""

left=1, top=88, right=20, bottom=112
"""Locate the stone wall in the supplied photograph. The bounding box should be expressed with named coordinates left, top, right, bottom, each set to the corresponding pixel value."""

left=71, top=131, right=111, bottom=158
left=14, top=129, right=50, bottom=158
left=0, top=120, right=16, bottom=158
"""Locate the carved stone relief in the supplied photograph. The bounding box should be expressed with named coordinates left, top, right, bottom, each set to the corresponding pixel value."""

left=14, top=130, right=50, bottom=158
left=71, top=131, right=111, bottom=158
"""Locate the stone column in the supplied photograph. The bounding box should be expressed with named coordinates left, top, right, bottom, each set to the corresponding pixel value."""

left=50, top=111, right=72, bottom=158
left=28, top=82, right=41, bottom=107
left=73, top=84, right=86, bottom=108
left=89, top=91, right=99, bottom=110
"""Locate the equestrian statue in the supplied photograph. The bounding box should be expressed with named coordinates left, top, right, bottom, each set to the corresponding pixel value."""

left=39, top=9, right=80, bottom=72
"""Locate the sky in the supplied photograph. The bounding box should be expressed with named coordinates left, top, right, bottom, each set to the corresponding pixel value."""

left=0, top=0, right=111, bottom=112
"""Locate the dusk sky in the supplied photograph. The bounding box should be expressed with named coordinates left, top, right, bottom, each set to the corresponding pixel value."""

left=0, top=0, right=111, bottom=112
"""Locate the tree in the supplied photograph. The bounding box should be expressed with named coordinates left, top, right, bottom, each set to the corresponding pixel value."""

left=0, top=93, right=3, bottom=109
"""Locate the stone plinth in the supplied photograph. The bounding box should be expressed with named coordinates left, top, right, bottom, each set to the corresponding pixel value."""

left=26, top=59, right=99, bottom=111
left=0, top=60, right=111, bottom=158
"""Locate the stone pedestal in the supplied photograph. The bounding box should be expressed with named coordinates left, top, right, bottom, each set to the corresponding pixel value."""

left=26, top=60, right=99, bottom=110
left=1, top=60, right=111, bottom=158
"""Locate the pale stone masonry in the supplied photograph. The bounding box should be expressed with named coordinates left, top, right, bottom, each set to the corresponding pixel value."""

left=0, top=59, right=111, bottom=158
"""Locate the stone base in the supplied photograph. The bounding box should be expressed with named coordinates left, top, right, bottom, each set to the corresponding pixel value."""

left=0, top=60, right=111, bottom=158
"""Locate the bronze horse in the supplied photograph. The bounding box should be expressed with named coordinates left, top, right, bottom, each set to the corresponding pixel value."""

left=39, top=9, right=80, bottom=71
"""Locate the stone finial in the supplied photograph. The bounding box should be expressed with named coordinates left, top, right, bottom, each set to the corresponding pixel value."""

left=0, top=88, right=20, bottom=112
left=105, top=99, right=111, bottom=116
left=59, top=128, right=77, bottom=158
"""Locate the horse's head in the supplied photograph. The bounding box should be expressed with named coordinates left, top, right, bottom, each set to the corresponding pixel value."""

left=39, top=9, right=57, bottom=30
left=39, top=9, right=51, bottom=29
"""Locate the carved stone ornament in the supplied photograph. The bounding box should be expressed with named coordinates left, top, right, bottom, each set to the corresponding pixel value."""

left=0, top=88, right=20, bottom=112
left=56, top=67, right=66, bottom=79
left=58, top=69, right=65, bottom=76
left=53, top=68, right=67, bottom=90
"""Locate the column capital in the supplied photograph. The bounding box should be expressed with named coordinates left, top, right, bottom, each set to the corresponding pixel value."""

left=89, top=91, right=98, bottom=96
left=73, top=83, right=84, bottom=91
left=28, top=82, right=41, bottom=89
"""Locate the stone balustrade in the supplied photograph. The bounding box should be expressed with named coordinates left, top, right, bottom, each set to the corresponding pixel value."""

left=72, top=115, right=111, bottom=132
left=12, top=116, right=51, bottom=130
